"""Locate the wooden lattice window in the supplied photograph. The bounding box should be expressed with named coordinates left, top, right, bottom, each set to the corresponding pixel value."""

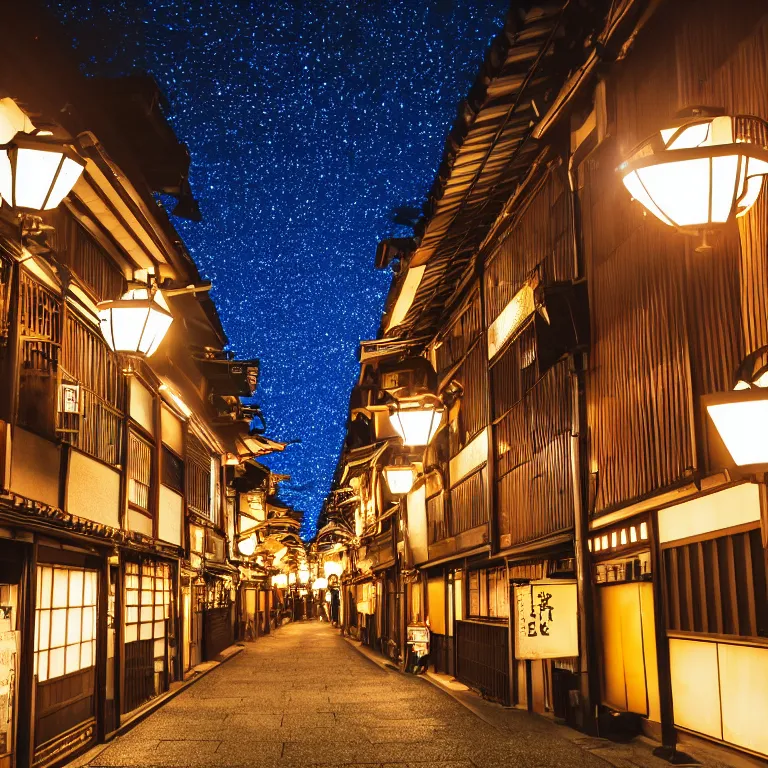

left=58, top=313, right=124, bottom=465
left=468, top=566, right=508, bottom=619
left=18, top=271, right=61, bottom=438
left=186, top=433, right=212, bottom=521
left=128, top=431, right=152, bottom=512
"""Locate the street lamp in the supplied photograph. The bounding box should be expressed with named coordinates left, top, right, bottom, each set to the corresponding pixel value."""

left=383, top=465, right=415, bottom=495
left=237, top=534, right=256, bottom=557
left=0, top=132, right=86, bottom=211
left=706, top=346, right=768, bottom=468
left=97, top=284, right=173, bottom=357
left=387, top=394, right=445, bottom=447
left=618, top=113, right=768, bottom=233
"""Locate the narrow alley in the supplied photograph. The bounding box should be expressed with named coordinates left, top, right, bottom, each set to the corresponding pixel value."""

left=77, top=623, right=607, bottom=768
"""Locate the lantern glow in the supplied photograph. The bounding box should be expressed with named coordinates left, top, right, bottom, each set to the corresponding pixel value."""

left=618, top=115, right=768, bottom=230
left=387, top=396, right=444, bottom=447
left=383, top=466, right=415, bottom=495
left=312, top=577, right=328, bottom=590
left=237, top=535, right=256, bottom=557
left=271, top=574, right=288, bottom=588
left=97, top=286, right=173, bottom=357
left=0, top=133, right=86, bottom=211
left=323, top=560, right=343, bottom=579
left=707, top=388, right=768, bottom=467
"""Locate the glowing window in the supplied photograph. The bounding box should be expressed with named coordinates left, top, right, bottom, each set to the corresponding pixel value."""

left=640, top=522, right=649, bottom=541
left=34, top=566, right=97, bottom=682
left=611, top=532, right=618, bottom=548
left=630, top=526, right=638, bottom=543
left=620, top=529, right=628, bottom=546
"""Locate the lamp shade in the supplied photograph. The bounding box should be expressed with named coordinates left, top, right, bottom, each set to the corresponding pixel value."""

left=383, top=466, right=415, bottom=495
left=312, top=577, right=328, bottom=590
left=271, top=574, right=288, bottom=588
left=237, top=535, right=256, bottom=557
left=0, top=133, right=86, bottom=211
left=298, top=566, right=310, bottom=584
left=387, top=396, right=444, bottom=447
left=706, top=388, right=768, bottom=467
left=323, top=560, right=343, bottom=579
left=97, top=287, right=173, bottom=357
left=618, top=115, right=768, bottom=230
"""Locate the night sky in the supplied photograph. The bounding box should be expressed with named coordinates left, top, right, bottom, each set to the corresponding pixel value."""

left=51, top=0, right=507, bottom=538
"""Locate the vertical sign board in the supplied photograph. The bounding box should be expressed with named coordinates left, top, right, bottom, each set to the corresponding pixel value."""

left=514, top=581, right=578, bottom=659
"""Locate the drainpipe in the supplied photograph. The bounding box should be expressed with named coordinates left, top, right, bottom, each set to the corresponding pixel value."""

left=567, top=150, right=599, bottom=735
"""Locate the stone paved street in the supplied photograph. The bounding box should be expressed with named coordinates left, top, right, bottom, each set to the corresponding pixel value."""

left=80, top=622, right=607, bottom=768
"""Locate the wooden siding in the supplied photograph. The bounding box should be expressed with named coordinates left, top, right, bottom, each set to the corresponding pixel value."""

left=455, top=620, right=509, bottom=705
left=484, top=164, right=574, bottom=326
left=448, top=339, right=488, bottom=457
left=495, top=359, right=573, bottom=547
left=579, top=0, right=768, bottom=515
left=435, top=290, right=482, bottom=379
left=450, top=469, right=486, bottom=537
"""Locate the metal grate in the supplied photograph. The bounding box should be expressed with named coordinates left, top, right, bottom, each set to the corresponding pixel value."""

left=455, top=619, right=510, bottom=705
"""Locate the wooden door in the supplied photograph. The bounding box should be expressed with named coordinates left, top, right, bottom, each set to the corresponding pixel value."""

left=33, top=566, right=98, bottom=767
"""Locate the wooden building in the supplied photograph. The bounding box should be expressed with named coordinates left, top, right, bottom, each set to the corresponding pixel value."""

left=325, top=0, right=768, bottom=762
left=0, top=7, right=287, bottom=767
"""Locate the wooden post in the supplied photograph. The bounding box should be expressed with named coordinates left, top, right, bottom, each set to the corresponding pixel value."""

left=95, top=553, right=109, bottom=742
left=649, top=512, right=678, bottom=759
left=16, top=538, right=37, bottom=768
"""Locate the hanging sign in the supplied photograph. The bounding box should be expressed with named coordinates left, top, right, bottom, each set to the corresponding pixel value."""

left=514, top=581, right=578, bottom=660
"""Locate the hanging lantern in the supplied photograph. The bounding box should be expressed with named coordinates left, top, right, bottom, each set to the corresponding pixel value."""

left=237, top=534, right=256, bottom=557
left=312, top=577, right=328, bottom=590
left=0, top=132, right=86, bottom=211
left=323, top=560, right=343, bottom=579
left=271, top=574, right=288, bottom=588
left=618, top=114, right=768, bottom=231
left=383, top=465, right=415, bottom=495
left=97, top=285, right=173, bottom=357
left=387, top=394, right=444, bottom=447
left=298, top=565, right=310, bottom=584
left=706, top=346, right=768, bottom=468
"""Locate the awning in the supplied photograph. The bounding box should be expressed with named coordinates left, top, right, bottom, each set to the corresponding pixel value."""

left=340, top=441, right=390, bottom=485
left=380, top=1, right=601, bottom=344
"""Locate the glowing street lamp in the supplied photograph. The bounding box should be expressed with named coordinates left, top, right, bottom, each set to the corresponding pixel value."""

left=97, top=284, right=173, bottom=357
left=0, top=132, right=86, bottom=211
left=323, top=560, right=343, bottom=579
left=237, top=534, right=256, bottom=557
left=387, top=394, right=444, bottom=447
left=312, top=577, right=328, bottom=591
left=618, top=114, right=768, bottom=234
left=383, top=465, right=415, bottom=495
left=298, top=565, right=310, bottom=584
left=706, top=347, right=768, bottom=468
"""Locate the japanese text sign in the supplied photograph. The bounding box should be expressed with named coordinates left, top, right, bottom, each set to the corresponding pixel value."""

left=514, top=581, right=578, bottom=659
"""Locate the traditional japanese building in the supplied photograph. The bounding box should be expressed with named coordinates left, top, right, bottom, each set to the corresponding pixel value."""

left=324, top=0, right=768, bottom=762
left=0, top=6, right=288, bottom=767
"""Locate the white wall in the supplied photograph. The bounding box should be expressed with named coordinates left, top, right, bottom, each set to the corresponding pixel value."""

left=129, top=377, right=155, bottom=434
left=10, top=428, right=60, bottom=507
left=158, top=485, right=183, bottom=545
left=66, top=450, right=120, bottom=528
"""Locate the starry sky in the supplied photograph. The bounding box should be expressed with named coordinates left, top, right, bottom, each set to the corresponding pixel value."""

left=50, top=0, right=507, bottom=538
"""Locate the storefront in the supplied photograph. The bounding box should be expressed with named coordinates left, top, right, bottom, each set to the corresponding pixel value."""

left=589, top=512, right=661, bottom=739
left=656, top=483, right=768, bottom=759
left=121, top=555, right=177, bottom=716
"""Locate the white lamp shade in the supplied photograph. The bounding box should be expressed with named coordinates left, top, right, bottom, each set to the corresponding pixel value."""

left=312, top=577, right=328, bottom=590
left=383, top=466, right=415, bottom=495
left=388, top=401, right=444, bottom=447
left=271, top=574, right=288, bottom=588
left=619, top=115, right=768, bottom=229
left=323, top=560, right=343, bottom=579
left=298, top=566, right=310, bottom=584
left=707, top=389, right=768, bottom=466
left=0, top=134, right=86, bottom=210
left=98, top=287, right=173, bottom=357
left=237, top=535, right=256, bottom=556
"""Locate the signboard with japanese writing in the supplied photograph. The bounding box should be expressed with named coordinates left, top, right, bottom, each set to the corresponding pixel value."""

left=514, top=581, right=578, bottom=660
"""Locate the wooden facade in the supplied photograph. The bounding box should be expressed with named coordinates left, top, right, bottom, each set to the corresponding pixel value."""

left=0, top=8, right=281, bottom=766
left=326, top=0, right=768, bottom=761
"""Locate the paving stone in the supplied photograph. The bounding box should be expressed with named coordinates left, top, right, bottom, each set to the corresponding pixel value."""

left=80, top=622, right=611, bottom=768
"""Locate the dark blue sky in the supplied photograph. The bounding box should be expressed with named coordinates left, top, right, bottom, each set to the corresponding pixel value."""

left=51, top=0, right=507, bottom=538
